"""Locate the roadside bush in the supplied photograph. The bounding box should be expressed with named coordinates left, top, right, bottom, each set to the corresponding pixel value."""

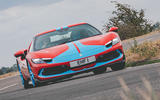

left=126, top=40, right=160, bottom=65
left=131, top=41, right=159, bottom=59
left=0, top=64, right=17, bottom=75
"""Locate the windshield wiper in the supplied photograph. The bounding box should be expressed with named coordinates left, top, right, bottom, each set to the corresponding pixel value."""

left=61, top=39, right=72, bottom=44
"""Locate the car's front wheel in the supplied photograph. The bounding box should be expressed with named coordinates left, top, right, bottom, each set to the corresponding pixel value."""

left=93, top=67, right=107, bottom=75
left=110, top=61, right=125, bottom=71
left=25, top=59, right=41, bottom=88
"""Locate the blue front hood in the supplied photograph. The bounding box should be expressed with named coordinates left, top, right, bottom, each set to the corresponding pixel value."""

left=48, top=41, right=111, bottom=64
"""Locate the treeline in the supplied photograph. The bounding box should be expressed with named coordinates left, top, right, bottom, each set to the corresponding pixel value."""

left=104, top=1, right=160, bottom=40
left=0, top=64, right=17, bottom=75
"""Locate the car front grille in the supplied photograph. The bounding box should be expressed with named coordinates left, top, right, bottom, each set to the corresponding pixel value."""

left=41, top=65, right=69, bottom=76
left=97, top=50, right=120, bottom=62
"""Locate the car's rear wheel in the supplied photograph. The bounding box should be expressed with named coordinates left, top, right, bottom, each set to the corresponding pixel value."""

left=110, top=61, right=125, bottom=71
left=93, top=67, right=107, bottom=75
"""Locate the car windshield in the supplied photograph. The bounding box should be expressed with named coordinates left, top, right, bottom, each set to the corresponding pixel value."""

left=33, top=24, right=102, bottom=51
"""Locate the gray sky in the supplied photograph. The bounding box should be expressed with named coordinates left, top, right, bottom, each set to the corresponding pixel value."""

left=0, top=0, right=159, bottom=67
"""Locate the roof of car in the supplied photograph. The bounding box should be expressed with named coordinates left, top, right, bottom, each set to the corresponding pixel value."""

left=35, top=22, right=87, bottom=37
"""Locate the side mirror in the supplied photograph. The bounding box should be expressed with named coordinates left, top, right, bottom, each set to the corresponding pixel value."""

left=14, top=49, right=27, bottom=58
left=109, top=27, right=118, bottom=32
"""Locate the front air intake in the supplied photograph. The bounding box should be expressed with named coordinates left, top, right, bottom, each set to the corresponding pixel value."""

left=41, top=65, right=69, bottom=76
left=97, top=50, right=120, bottom=62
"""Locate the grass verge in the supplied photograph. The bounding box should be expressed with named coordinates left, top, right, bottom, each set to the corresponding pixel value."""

left=126, top=59, right=160, bottom=67
left=0, top=72, right=18, bottom=79
left=125, top=39, right=160, bottom=67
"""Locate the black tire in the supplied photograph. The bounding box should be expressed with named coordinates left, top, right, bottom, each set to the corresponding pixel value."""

left=23, top=76, right=30, bottom=89
left=93, top=67, right=107, bottom=75
left=110, top=61, right=125, bottom=71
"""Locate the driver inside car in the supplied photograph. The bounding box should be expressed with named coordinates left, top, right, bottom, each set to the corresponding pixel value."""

left=41, top=38, right=50, bottom=49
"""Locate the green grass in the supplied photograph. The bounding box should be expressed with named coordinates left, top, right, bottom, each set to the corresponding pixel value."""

left=126, top=59, right=160, bottom=67
left=125, top=39, right=160, bottom=68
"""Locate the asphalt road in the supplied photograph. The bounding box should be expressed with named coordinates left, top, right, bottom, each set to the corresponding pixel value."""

left=0, top=32, right=159, bottom=100
left=0, top=63, right=160, bottom=100
left=122, top=31, right=160, bottom=50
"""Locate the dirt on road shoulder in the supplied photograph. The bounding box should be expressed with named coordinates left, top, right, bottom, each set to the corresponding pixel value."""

left=0, top=72, right=18, bottom=79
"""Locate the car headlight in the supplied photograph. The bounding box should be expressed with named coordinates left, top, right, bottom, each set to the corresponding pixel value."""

left=105, top=37, right=120, bottom=47
left=32, top=58, right=52, bottom=64
left=112, top=37, right=120, bottom=45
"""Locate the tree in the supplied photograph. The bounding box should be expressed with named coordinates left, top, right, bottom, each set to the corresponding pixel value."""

left=104, top=1, right=153, bottom=40
left=0, top=69, right=3, bottom=75
left=10, top=64, right=18, bottom=72
left=0, top=64, right=17, bottom=75
left=152, top=22, right=160, bottom=30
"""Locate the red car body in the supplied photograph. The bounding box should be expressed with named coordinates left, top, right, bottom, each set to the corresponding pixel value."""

left=14, top=23, right=125, bottom=88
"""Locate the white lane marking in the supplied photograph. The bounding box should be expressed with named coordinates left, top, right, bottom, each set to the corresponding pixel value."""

left=0, top=84, right=17, bottom=91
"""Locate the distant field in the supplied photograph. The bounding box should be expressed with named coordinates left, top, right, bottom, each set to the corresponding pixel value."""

left=0, top=72, right=18, bottom=79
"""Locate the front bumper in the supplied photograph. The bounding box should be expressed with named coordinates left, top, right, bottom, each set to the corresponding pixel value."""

left=29, top=42, right=125, bottom=81
left=36, top=49, right=124, bottom=81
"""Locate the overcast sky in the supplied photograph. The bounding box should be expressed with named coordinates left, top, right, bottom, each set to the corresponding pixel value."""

left=0, top=0, right=159, bottom=67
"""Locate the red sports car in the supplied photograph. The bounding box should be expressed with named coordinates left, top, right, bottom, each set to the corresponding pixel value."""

left=14, top=23, right=125, bottom=89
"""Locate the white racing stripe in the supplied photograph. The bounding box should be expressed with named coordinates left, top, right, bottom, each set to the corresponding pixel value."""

left=0, top=84, right=17, bottom=91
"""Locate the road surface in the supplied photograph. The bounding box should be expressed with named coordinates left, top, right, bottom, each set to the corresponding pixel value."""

left=122, top=31, right=160, bottom=50
left=0, top=63, right=160, bottom=100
